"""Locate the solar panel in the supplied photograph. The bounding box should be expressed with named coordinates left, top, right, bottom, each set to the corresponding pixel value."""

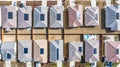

left=7, top=53, right=11, bottom=59
left=8, top=12, right=13, bottom=19
left=79, top=47, right=82, bottom=52
left=116, top=13, right=119, bottom=20
left=40, top=14, right=45, bottom=21
left=24, top=14, right=29, bottom=21
left=40, top=48, right=44, bottom=54
left=94, top=48, right=97, bottom=54
left=56, top=14, right=61, bottom=21
left=24, top=48, right=28, bottom=54
left=57, top=48, right=59, bottom=60
left=116, top=49, right=119, bottom=54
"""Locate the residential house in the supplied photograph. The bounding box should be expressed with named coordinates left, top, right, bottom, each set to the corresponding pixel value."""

left=34, top=6, right=48, bottom=28
left=105, top=41, right=120, bottom=63
left=2, top=6, right=17, bottom=29
left=68, top=5, right=83, bottom=27
left=85, top=39, right=99, bottom=62
left=1, top=42, right=16, bottom=61
left=85, top=7, right=99, bottom=26
left=49, top=5, right=64, bottom=28
left=105, top=5, right=120, bottom=31
left=18, top=40, right=32, bottom=62
left=49, top=40, right=64, bottom=62
left=18, top=4, right=32, bottom=28
left=69, top=42, right=83, bottom=61
left=34, top=40, right=48, bottom=63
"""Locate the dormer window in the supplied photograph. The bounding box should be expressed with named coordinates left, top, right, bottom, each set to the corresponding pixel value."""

left=79, top=47, right=82, bottom=52
left=94, top=48, right=97, bottom=54
left=40, top=14, right=45, bottom=21
left=8, top=12, right=13, bottom=19
left=40, top=48, right=44, bottom=54
left=94, top=14, right=98, bottom=20
left=116, top=13, right=119, bottom=20
left=24, top=14, right=29, bottom=21
left=116, top=49, right=119, bottom=54
left=7, top=53, right=11, bottom=59
left=24, top=48, right=28, bottom=54
left=56, top=14, right=61, bottom=21
left=57, top=48, right=59, bottom=60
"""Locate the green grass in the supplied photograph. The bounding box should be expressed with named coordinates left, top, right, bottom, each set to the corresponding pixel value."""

left=84, top=63, right=91, bottom=67
left=48, top=62, right=120, bottom=67
left=84, top=62, right=104, bottom=67
left=62, top=64, right=65, bottom=67
left=97, top=62, right=104, bottom=67
left=48, top=63, right=57, bottom=67
left=48, top=63, right=66, bottom=67
left=112, top=63, right=119, bottom=67
left=49, top=66, right=57, bottom=67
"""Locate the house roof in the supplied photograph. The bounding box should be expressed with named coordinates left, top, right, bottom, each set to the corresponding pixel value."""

left=18, top=40, right=32, bottom=62
left=105, top=41, right=120, bottom=63
left=34, top=40, right=48, bottom=63
left=68, top=5, right=83, bottom=27
left=49, top=40, right=64, bottom=62
left=1, top=42, right=16, bottom=61
left=85, top=6, right=99, bottom=26
left=34, top=6, right=48, bottom=28
left=69, top=42, right=83, bottom=61
left=2, top=6, right=17, bottom=28
left=18, top=6, right=32, bottom=28
left=105, top=5, right=120, bottom=31
left=49, top=5, right=64, bottom=28
left=85, top=39, right=99, bottom=62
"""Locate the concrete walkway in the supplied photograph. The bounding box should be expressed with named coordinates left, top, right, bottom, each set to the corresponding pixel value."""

left=26, top=62, right=32, bottom=67
left=70, top=61, right=75, bottom=67
left=5, top=61, right=11, bottom=67
left=57, top=61, right=62, bottom=67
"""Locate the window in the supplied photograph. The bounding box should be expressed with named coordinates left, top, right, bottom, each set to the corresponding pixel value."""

left=79, top=47, right=82, bottom=52
left=24, top=48, right=28, bottom=54
left=76, top=11, right=80, bottom=19
left=24, top=14, right=29, bottom=21
left=94, top=14, right=98, bottom=20
left=116, top=13, right=119, bottom=19
left=116, top=49, right=119, bottom=54
left=57, top=48, right=59, bottom=60
left=7, top=53, right=11, bottom=59
left=8, top=12, right=13, bottom=19
left=40, top=48, right=44, bottom=54
left=56, top=14, right=61, bottom=21
left=94, top=48, right=97, bottom=54
left=40, top=14, right=44, bottom=21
